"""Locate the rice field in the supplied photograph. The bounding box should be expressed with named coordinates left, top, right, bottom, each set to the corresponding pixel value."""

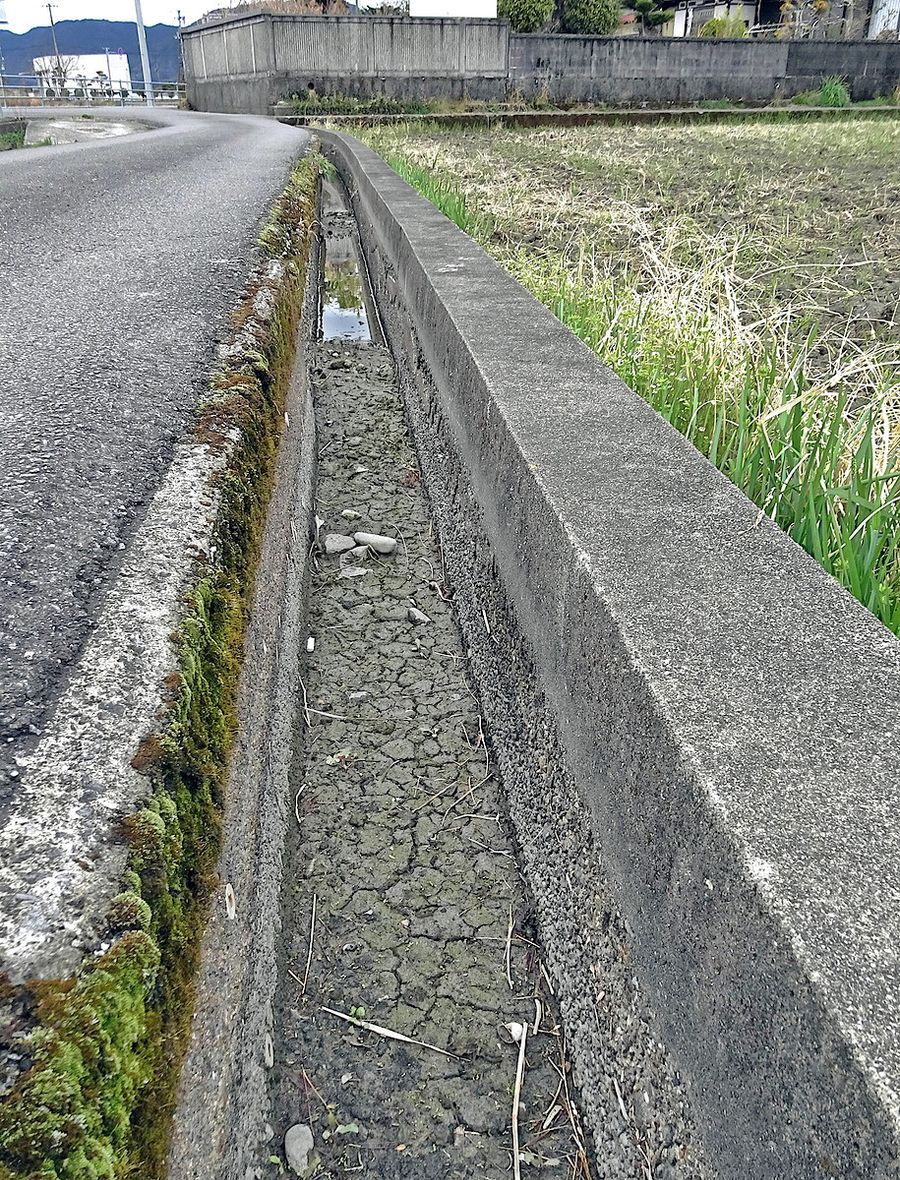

left=362, top=119, right=900, bottom=634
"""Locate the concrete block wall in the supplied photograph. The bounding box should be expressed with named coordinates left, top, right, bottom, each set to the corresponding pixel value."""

left=510, top=34, right=790, bottom=102
left=509, top=33, right=900, bottom=102
left=182, top=13, right=900, bottom=111
left=786, top=37, right=900, bottom=97
left=184, top=13, right=507, bottom=112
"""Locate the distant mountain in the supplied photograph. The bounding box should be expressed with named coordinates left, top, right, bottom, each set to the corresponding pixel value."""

left=0, top=20, right=181, bottom=85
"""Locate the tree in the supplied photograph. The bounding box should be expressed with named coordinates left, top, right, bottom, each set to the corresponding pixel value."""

left=777, top=0, right=829, bottom=34
left=561, top=0, right=620, bottom=33
left=633, top=0, right=675, bottom=32
left=499, top=0, right=555, bottom=31
left=36, top=54, right=78, bottom=93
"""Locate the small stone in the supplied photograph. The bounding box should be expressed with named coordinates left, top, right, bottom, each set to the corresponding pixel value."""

left=354, top=532, right=397, bottom=555
left=284, top=1123, right=314, bottom=1175
left=341, top=545, right=369, bottom=562
left=408, top=607, right=431, bottom=625
left=324, top=533, right=355, bottom=555
left=341, top=509, right=362, bottom=521
left=339, top=566, right=369, bottom=579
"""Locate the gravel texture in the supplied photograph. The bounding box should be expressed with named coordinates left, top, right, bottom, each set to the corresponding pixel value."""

left=0, top=107, right=305, bottom=807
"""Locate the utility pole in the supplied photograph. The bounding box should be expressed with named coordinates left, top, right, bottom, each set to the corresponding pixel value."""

left=178, top=8, right=188, bottom=87
left=176, top=10, right=186, bottom=89
left=0, top=3, right=7, bottom=113
left=133, top=0, right=154, bottom=107
left=47, top=3, right=64, bottom=92
left=44, top=2, right=66, bottom=93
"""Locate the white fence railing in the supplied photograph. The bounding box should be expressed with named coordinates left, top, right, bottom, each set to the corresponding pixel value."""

left=0, top=74, right=185, bottom=110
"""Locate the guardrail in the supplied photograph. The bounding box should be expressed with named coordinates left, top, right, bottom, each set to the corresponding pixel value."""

left=0, top=74, right=185, bottom=110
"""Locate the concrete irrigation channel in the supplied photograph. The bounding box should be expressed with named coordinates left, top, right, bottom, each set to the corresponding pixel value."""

left=172, top=136, right=900, bottom=1180
left=2, top=123, right=900, bottom=1180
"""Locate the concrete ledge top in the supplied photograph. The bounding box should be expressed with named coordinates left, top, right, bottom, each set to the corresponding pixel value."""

left=322, top=129, right=900, bottom=1161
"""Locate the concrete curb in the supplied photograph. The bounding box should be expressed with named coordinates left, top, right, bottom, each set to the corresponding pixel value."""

left=166, top=213, right=320, bottom=1180
left=321, top=130, right=900, bottom=1179
left=274, top=104, right=900, bottom=129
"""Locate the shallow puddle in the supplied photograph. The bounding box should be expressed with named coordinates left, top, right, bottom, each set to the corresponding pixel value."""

left=320, top=176, right=374, bottom=344
left=321, top=258, right=370, bottom=342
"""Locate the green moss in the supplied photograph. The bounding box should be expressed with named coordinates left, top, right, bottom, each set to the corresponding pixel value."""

left=104, top=894, right=152, bottom=935
left=0, top=153, right=321, bottom=1180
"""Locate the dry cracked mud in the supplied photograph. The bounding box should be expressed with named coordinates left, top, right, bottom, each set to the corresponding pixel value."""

left=268, top=339, right=593, bottom=1179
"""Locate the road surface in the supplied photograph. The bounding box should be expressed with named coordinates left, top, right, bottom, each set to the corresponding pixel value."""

left=0, top=108, right=307, bottom=807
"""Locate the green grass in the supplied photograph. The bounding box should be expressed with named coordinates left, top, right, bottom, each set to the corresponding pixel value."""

left=375, top=139, right=900, bottom=635
left=0, top=130, right=25, bottom=150
left=284, top=92, right=432, bottom=116
left=381, top=152, right=495, bottom=238
left=793, top=76, right=851, bottom=108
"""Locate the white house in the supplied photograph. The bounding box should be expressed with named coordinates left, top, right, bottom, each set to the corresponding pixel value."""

left=868, top=0, right=900, bottom=36
left=408, top=0, right=498, bottom=15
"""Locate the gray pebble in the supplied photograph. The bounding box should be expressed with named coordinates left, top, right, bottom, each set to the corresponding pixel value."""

left=284, top=1123, right=314, bottom=1174
left=353, top=531, right=397, bottom=555
left=341, top=545, right=369, bottom=562
left=324, top=533, right=355, bottom=555
left=408, top=607, right=432, bottom=625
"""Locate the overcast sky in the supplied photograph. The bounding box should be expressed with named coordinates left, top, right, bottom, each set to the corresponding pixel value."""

left=2, top=0, right=209, bottom=33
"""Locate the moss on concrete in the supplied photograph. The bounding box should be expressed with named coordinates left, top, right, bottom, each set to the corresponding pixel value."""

left=0, top=152, right=320, bottom=1180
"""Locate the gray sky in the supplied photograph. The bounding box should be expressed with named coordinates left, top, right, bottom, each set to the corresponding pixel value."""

left=3, top=0, right=208, bottom=33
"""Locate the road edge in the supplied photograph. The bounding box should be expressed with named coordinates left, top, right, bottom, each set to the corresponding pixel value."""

left=0, top=153, right=319, bottom=1180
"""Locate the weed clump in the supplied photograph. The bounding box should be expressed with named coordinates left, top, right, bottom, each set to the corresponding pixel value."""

left=284, top=91, right=431, bottom=117
left=793, top=76, right=851, bottom=107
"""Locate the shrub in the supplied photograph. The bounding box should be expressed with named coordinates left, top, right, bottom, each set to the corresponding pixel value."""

left=561, top=0, right=620, bottom=33
left=698, top=12, right=748, bottom=34
left=633, top=0, right=675, bottom=30
left=499, top=0, right=554, bottom=31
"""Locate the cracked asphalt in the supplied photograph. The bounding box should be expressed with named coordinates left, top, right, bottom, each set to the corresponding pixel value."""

left=0, top=108, right=307, bottom=807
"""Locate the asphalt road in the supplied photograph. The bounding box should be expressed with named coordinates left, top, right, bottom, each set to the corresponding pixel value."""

left=0, top=108, right=307, bottom=805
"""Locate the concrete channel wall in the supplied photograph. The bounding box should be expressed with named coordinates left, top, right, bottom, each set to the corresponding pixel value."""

left=319, top=130, right=900, bottom=1179
left=182, top=14, right=900, bottom=112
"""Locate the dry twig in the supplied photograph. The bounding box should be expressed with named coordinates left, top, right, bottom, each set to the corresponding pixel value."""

left=505, top=904, right=514, bottom=990
left=301, top=893, right=318, bottom=994
left=511, top=1024, right=528, bottom=1180
left=321, top=1006, right=459, bottom=1059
